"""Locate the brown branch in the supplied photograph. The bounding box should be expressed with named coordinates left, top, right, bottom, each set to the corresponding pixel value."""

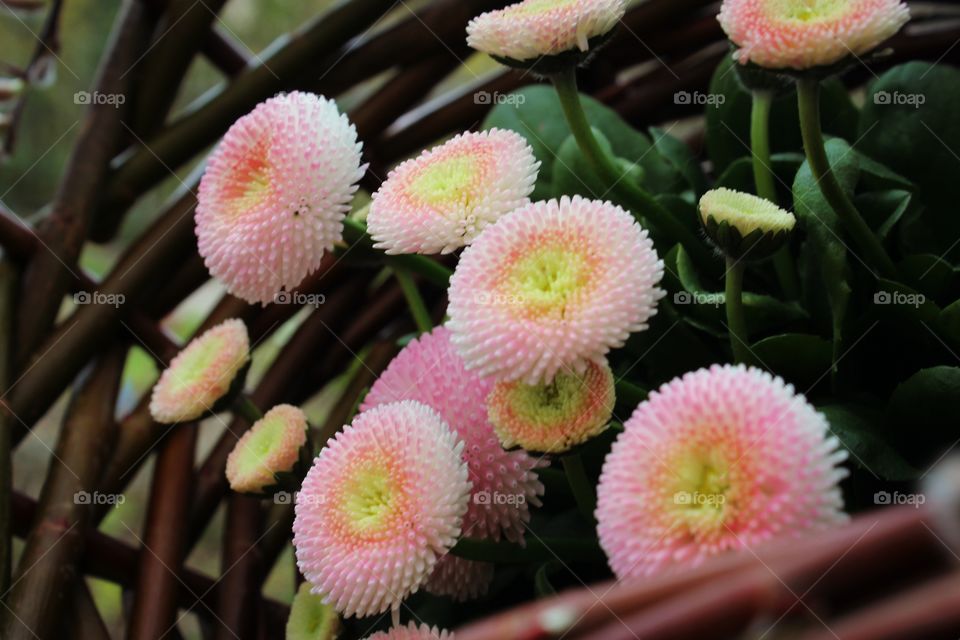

left=127, top=424, right=197, bottom=640
left=214, top=495, right=263, bottom=640
left=0, top=348, right=125, bottom=640
left=201, top=24, right=250, bottom=76
left=10, top=492, right=289, bottom=623
left=15, top=0, right=152, bottom=365
left=64, top=581, right=112, bottom=640
left=131, top=0, right=230, bottom=137
left=95, top=0, right=401, bottom=240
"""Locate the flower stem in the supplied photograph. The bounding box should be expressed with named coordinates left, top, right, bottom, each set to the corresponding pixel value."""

left=561, top=453, right=596, bottom=523
left=550, top=68, right=713, bottom=267
left=233, top=394, right=263, bottom=425
left=341, top=217, right=452, bottom=287
left=750, top=90, right=800, bottom=299
left=393, top=268, right=433, bottom=334
left=724, top=257, right=753, bottom=366
left=796, top=77, right=898, bottom=279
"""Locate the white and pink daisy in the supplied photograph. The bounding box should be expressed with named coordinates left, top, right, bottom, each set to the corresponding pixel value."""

left=596, top=364, right=849, bottom=578
left=292, top=401, right=470, bottom=618
left=467, top=0, right=626, bottom=62
left=196, top=91, right=365, bottom=305
left=368, top=129, right=538, bottom=255
left=225, top=404, right=308, bottom=493
left=718, top=0, right=910, bottom=71
left=488, top=358, right=615, bottom=453
left=447, top=195, right=664, bottom=385
left=149, top=319, right=250, bottom=424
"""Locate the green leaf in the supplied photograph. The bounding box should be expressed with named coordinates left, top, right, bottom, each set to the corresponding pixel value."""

left=854, top=189, right=911, bottom=240
left=714, top=152, right=804, bottom=199
left=897, top=254, right=955, bottom=300
left=793, top=137, right=859, bottom=370
left=750, top=333, right=831, bottom=389
left=859, top=62, right=960, bottom=259
left=649, top=125, right=707, bottom=196
left=705, top=54, right=858, bottom=174
left=820, top=404, right=919, bottom=481
left=482, top=85, right=680, bottom=196
left=551, top=130, right=614, bottom=199
left=886, top=367, right=960, bottom=465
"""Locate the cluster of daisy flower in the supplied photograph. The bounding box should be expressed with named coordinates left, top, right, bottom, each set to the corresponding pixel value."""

left=157, top=0, right=916, bottom=635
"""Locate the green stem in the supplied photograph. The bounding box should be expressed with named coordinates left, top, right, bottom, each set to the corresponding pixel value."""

left=561, top=453, right=596, bottom=523
left=232, top=394, right=263, bottom=425
left=796, top=77, right=898, bottom=279
left=724, top=257, right=753, bottom=366
left=393, top=268, right=433, bottom=334
left=750, top=90, right=800, bottom=300
left=342, top=217, right=452, bottom=288
left=550, top=68, right=713, bottom=267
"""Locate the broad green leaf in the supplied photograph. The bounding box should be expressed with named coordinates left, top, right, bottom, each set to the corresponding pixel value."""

left=793, top=137, right=859, bottom=370
left=853, top=189, right=911, bottom=240
left=714, top=152, right=804, bottom=200
left=750, top=333, right=831, bottom=389
left=887, top=366, right=960, bottom=465
left=705, top=54, right=858, bottom=173
left=482, top=85, right=680, bottom=196
left=649, top=125, right=707, bottom=196
left=859, top=62, right=960, bottom=258
left=820, top=404, right=919, bottom=481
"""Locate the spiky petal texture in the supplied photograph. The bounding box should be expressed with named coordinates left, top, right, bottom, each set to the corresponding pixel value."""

left=488, top=358, right=614, bottom=453
left=596, top=365, right=849, bottom=578
left=293, top=401, right=470, bottom=618
left=448, top=195, right=664, bottom=385
left=699, top=188, right=795, bottom=236
left=225, top=404, right=308, bottom=493
left=424, top=556, right=495, bottom=602
left=286, top=582, right=341, bottom=640
left=368, top=129, right=539, bottom=255
left=149, top=319, right=250, bottom=424
left=362, top=326, right=545, bottom=600
left=718, top=0, right=910, bottom=71
left=196, top=91, right=365, bottom=304
left=467, top=0, right=625, bottom=62
left=365, top=622, right=454, bottom=640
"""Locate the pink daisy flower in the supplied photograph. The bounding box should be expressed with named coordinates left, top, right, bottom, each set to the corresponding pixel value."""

left=447, top=195, right=664, bottom=385
left=467, top=0, right=626, bottom=62
left=292, top=401, right=470, bottom=618
left=596, top=365, right=849, bottom=578
left=718, top=0, right=910, bottom=71
left=368, top=129, right=538, bottom=255
left=365, top=622, right=454, bottom=640
left=488, top=358, right=614, bottom=453
left=362, top=326, right=545, bottom=600
left=196, top=91, right=365, bottom=305
left=225, top=404, right=308, bottom=494
left=149, top=319, right=250, bottom=424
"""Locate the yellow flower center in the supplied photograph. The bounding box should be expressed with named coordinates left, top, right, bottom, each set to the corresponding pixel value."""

left=506, top=246, right=590, bottom=319
left=342, top=466, right=396, bottom=533
left=167, top=335, right=228, bottom=394
left=509, top=373, right=587, bottom=426
left=407, top=155, right=478, bottom=208
left=669, top=447, right=731, bottom=529
left=768, top=0, right=847, bottom=22
left=224, top=137, right=272, bottom=215
left=234, top=413, right=290, bottom=479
